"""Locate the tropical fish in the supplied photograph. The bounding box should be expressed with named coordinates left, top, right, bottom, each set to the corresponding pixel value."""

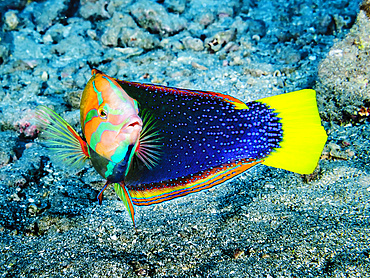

left=36, top=69, right=327, bottom=226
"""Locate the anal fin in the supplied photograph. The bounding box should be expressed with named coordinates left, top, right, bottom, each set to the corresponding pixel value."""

left=128, top=159, right=262, bottom=206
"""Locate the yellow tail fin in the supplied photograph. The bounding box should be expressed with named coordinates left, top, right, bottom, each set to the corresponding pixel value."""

left=259, top=89, right=327, bottom=174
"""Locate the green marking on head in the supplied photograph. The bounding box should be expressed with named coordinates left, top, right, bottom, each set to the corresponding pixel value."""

left=103, top=141, right=132, bottom=178
left=105, top=161, right=116, bottom=178
left=110, top=140, right=130, bottom=163
left=84, top=109, right=98, bottom=127
left=93, top=81, right=104, bottom=105
left=102, top=76, right=128, bottom=103
left=106, top=104, right=129, bottom=116
left=84, top=104, right=124, bottom=130
left=133, top=99, right=139, bottom=111
left=124, top=139, right=139, bottom=176
left=89, top=121, right=122, bottom=151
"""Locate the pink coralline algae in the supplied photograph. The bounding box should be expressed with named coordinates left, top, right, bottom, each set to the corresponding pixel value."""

left=15, top=118, right=39, bottom=138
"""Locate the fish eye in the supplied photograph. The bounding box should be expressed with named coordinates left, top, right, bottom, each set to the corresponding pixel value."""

left=98, top=107, right=108, bottom=119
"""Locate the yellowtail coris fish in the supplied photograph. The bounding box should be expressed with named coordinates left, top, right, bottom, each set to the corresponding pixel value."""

left=36, top=69, right=327, bottom=227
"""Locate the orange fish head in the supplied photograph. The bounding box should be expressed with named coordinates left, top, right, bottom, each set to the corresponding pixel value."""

left=80, top=69, right=142, bottom=163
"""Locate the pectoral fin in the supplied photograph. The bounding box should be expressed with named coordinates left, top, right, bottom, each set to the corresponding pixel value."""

left=35, top=106, right=90, bottom=168
left=113, top=182, right=136, bottom=227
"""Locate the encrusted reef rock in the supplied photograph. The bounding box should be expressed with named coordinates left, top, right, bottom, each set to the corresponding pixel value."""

left=129, top=0, right=187, bottom=36
left=316, top=3, right=370, bottom=123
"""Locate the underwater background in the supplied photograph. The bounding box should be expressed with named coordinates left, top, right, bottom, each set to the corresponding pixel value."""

left=0, top=0, right=369, bottom=277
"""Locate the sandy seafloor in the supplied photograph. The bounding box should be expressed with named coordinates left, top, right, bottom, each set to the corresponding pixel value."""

left=0, top=0, right=370, bottom=277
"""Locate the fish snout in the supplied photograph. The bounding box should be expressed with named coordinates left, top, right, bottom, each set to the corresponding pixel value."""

left=119, top=115, right=143, bottom=145
left=124, top=115, right=143, bottom=131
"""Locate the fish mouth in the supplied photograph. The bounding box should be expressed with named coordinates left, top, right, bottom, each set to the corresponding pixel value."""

left=117, top=115, right=143, bottom=146
left=121, top=115, right=143, bottom=131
